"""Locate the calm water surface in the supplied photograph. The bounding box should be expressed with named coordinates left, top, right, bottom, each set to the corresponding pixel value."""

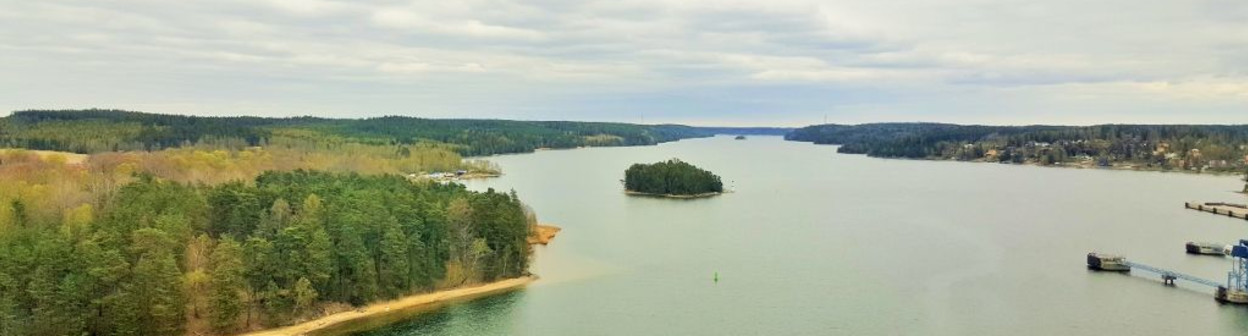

left=347, top=136, right=1248, bottom=335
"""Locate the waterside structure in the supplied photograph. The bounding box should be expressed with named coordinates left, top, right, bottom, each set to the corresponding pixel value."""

left=1089, top=239, right=1248, bottom=304
left=1185, top=202, right=1248, bottom=220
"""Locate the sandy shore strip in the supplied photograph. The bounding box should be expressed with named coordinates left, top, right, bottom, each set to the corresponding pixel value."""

left=529, top=224, right=562, bottom=245
left=240, top=276, right=536, bottom=336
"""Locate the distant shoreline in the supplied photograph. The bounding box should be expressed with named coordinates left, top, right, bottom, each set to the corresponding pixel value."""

left=238, top=277, right=536, bottom=336
left=967, top=158, right=1245, bottom=176
left=624, top=190, right=723, bottom=199
left=822, top=149, right=1246, bottom=177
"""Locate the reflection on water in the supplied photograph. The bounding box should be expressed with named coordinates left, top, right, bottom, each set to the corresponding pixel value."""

left=319, top=290, right=526, bottom=336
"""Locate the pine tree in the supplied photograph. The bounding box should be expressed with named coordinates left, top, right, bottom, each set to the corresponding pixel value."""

left=298, top=194, right=334, bottom=293
left=208, top=237, right=246, bottom=333
left=130, top=231, right=186, bottom=335
left=378, top=223, right=410, bottom=297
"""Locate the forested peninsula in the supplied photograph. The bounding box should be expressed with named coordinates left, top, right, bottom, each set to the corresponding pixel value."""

left=0, top=153, right=536, bottom=335
left=787, top=123, right=1248, bottom=173
left=624, top=159, right=724, bottom=198
left=0, top=109, right=677, bottom=335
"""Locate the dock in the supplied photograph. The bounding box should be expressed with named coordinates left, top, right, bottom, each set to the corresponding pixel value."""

left=1185, top=202, right=1248, bottom=220
left=1087, top=240, right=1248, bottom=303
left=1123, top=261, right=1223, bottom=288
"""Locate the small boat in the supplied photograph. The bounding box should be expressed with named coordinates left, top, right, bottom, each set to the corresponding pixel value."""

left=1185, top=242, right=1227, bottom=256
left=734, top=135, right=747, bottom=140
left=1087, top=253, right=1131, bottom=271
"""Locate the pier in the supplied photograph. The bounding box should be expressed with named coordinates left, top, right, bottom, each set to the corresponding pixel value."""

left=1088, top=240, right=1248, bottom=304
left=1122, top=261, right=1222, bottom=288
left=1184, top=202, right=1248, bottom=220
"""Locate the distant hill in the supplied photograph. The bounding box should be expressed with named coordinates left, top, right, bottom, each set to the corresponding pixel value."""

left=0, top=109, right=723, bottom=156
left=786, top=123, right=1248, bottom=172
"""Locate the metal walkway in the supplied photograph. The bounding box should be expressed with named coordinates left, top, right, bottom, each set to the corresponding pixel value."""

left=1125, top=261, right=1223, bottom=288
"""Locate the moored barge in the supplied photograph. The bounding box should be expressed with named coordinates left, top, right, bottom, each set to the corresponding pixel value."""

left=1087, top=253, right=1131, bottom=271
left=1186, top=241, right=1229, bottom=256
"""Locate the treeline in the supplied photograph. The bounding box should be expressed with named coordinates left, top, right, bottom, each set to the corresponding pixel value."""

left=1, top=109, right=714, bottom=156
left=300, top=116, right=713, bottom=156
left=787, top=123, right=1248, bottom=171
left=85, top=135, right=487, bottom=185
left=624, top=159, right=723, bottom=196
left=0, top=169, right=531, bottom=335
left=2, top=109, right=275, bottom=152
left=695, top=127, right=793, bottom=136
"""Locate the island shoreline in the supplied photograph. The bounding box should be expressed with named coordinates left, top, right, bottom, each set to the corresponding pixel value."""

left=237, top=276, right=536, bottom=336
left=624, top=190, right=723, bottom=199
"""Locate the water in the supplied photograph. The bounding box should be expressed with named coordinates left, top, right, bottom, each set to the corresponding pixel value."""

left=347, top=136, right=1248, bottom=335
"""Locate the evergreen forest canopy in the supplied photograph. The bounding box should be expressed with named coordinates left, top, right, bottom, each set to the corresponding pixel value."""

left=0, top=109, right=717, bottom=156
left=0, top=165, right=532, bottom=335
left=787, top=123, right=1248, bottom=172
left=624, top=159, right=724, bottom=196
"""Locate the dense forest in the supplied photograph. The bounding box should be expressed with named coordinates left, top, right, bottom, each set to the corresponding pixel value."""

left=0, top=109, right=716, bottom=156
left=787, top=123, right=1248, bottom=172
left=0, top=148, right=532, bottom=335
left=0, top=109, right=739, bottom=335
left=623, top=159, right=724, bottom=196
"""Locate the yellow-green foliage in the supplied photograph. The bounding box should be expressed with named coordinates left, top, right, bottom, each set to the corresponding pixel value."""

left=0, top=137, right=490, bottom=232
left=0, top=150, right=95, bottom=231
left=268, top=128, right=394, bottom=147
left=582, top=134, right=626, bottom=146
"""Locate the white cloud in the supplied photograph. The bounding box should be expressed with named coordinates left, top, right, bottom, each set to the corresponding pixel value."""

left=0, top=0, right=1245, bottom=124
left=370, top=5, right=546, bottom=40
left=257, top=0, right=352, bottom=16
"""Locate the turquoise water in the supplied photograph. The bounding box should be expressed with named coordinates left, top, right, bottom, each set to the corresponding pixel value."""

left=352, top=136, right=1248, bottom=335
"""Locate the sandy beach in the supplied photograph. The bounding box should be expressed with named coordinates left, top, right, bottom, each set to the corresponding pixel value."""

left=239, top=276, right=536, bottom=336
left=529, top=224, right=562, bottom=245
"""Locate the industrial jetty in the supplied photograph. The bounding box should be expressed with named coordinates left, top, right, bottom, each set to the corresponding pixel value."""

left=1089, top=239, right=1248, bottom=304
left=1087, top=201, right=1248, bottom=304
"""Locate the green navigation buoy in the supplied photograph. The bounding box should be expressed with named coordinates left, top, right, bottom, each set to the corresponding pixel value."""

left=714, top=271, right=719, bottom=283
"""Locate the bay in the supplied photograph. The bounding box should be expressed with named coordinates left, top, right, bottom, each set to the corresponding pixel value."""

left=351, top=135, right=1248, bottom=335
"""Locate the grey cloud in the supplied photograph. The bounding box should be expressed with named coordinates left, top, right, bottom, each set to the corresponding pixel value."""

left=1, top=0, right=1246, bottom=125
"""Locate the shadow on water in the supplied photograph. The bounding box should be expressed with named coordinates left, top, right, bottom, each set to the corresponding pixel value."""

left=310, top=289, right=526, bottom=336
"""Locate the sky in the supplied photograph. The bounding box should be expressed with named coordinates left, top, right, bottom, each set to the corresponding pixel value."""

left=2, top=0, right=1247, bottom=126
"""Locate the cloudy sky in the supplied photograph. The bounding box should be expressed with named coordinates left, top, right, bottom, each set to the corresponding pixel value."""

left=2, top=0, right=1247, bottom=126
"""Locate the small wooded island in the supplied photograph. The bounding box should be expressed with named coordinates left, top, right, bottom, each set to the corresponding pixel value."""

left=624, top=159, right=724, bottom=198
